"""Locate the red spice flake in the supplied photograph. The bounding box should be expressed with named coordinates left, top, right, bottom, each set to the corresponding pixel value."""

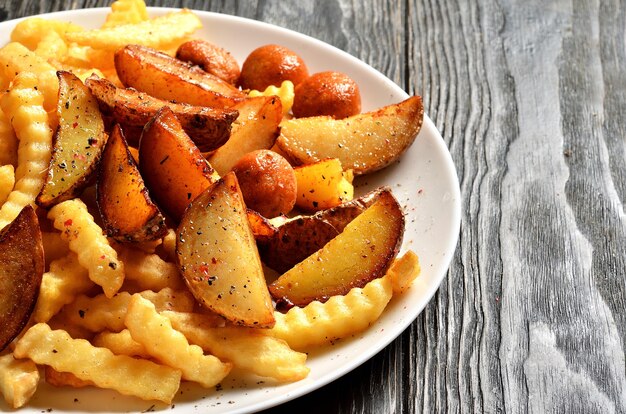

left=72, top=122, right=78, bottom=128
left=198, top=264, right=210, bottom=275
left=100, top=255, right=106, bottom=260
left=63, top=219, right=72, bottom=226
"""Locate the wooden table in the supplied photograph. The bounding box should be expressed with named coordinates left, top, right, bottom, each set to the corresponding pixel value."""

left=3, top=1, right=625, bottom=412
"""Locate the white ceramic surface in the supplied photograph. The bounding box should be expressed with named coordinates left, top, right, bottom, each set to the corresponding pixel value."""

left=0, top=8, right=461, bottom=413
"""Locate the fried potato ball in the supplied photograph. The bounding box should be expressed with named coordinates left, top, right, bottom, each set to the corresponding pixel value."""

left=292, top=71, right=361, bottom=119
left=239, top=44, right=309, bottom=91
left=232, top=150, right=297, bottom=218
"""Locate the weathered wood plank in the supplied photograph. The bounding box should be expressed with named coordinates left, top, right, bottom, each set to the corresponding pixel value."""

left=2, top=1, right=625, bottom=413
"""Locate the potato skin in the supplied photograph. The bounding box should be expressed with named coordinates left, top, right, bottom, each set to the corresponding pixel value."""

left=292, top=71, right=361, bottom=119
left=231, top=150, right=297, bottom=218
left=176, top=39, right=240, bottom=85
left=239, top=44, right=309, bottom=91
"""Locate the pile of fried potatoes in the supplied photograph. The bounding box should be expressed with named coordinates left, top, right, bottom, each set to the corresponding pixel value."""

left=0, top=0, right=424, bottom=409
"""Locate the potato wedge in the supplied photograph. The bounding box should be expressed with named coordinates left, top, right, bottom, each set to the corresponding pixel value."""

left=176, top=172, right=275, bottom=328
left=0, top=206, right=44, bottom=351
left=36, top=71, right=107, bottom=208
left=257, top=188, right=385, bottom=273
left=86, top=76, right=237, bottom=152
left=97, top=124, right=167, bottom=242
left=115, top=44, right=245, bottom=108
left=269, top=189, right=404, bottom=307
left=139, top=106, right=219, bottom=222
left=207, top=96, right=282, bottom=176
left=276, top=96, right=424, bottom=175
left=176, top=39, right=240, bottom=85
left=293, top=158, right=354, bottom=212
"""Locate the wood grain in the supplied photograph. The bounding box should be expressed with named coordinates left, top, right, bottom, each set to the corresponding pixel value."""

left=1, top=0, right=625, bottom=412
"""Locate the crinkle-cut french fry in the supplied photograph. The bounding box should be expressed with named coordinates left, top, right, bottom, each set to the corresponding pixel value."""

left=388, top=250, right=421, bottom=295
left=14, top=323, right=182, bottom=404
left=0, top=107, right=18, bottom=168
left=92, top=329, right=150, bottom=358
left=48, top=199, right=124, bottom=298
left=249, top=80, right=295, bottom=116
left=0, top=165, right=15, bottom=206
left=0, top=73, right=53, bottom=229
left=125, top=295, right=232, bottom=388
left=116, top=244, right=185, bottom=291
left=0, top=43, right=59, bottom=111
left=264, top=275, right=393, bottom=350
left=0, top=353, right=39, bottom=409
left=102, top=0, right=149, bottom=28
left=59, top=288, right=195, bottom=333
left=44, top=366, right=92, bottom=388
left=67, top=9, right=201, bottom=51
left=41, top=231, right=70, bottom=264
left=10, top=18, right=84, bottom=51
left=34, top=30, right=68, bottom=60
left=164, top=311, right=310, bottom=382
left=34, top=253, right=95, bottom=323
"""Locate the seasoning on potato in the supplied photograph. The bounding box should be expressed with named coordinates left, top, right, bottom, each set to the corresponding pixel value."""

left=292, top=71, right=361, bottom=119
left=239, top=44, right=309, bottom=91
left=232, top=149, right=297, bottom=218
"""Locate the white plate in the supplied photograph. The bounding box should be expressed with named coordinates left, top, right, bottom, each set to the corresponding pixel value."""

left=0, top=7, right=461, bottom=413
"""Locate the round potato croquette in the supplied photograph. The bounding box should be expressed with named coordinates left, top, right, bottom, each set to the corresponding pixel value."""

left=292, top=71, right=361, bottom=119
left=239, top=44, right=309, bottom=91
left=232, top=150, right=297, bottom=218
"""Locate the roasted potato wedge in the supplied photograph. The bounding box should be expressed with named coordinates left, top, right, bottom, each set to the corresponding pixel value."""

left=97, top=124, right=167, bottom=242
left=268, top=189, right=404, bottom=307
left=0, top=206, right=44, bottom=351
left=293, top=158, right=353, bottom=212
left=207, top=96, right=282, bottom=176
left=176, top=172, right=275, bottom=328
left=276, top=96, right=424, bottom=175
left=257, top=188, right=384, bottom=273
left=36, top=71, right=107, bottom=208
left=86, top=76, right=237, bottom=152
left=139, top=106, right=219, bottom=222
left=176, top=39, right=240, bottom=85
left=115, top=44, right=245, bottom=108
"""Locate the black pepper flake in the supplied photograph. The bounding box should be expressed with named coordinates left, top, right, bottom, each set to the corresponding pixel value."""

left=108, top=262, right=117, bottom=270
left=78, top=309, right=85, bottom=318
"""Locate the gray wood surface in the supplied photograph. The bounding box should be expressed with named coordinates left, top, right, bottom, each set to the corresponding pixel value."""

left=2, top=0, right=625, bottom=412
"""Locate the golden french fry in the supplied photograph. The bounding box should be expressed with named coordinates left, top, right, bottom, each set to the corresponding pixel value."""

left=102, top=0, right=149, bottom=28
left=14, top=323, right=181, bottom=403
left=0, top=107, right=18, bottom=168
left=0, top=43, right=59, bottom=111
left=67, top=9, right=201, bottom=51
left=0, top=165, right=15, bottom=206
left=59, top=288, right=195, bottom=333
left=165, top=311, right=310, bottom=382
left=264, top=274, right=393, bottom=350
left=34, top=253, right=95, bottom=323
left=48, top=199, right=124, bottom=298
left=125, top=295, right=232, bottom=388
left=387, top=250, right=420, bottom=294
left=10, top=18, right=83, bottom=50
left=44, top=366, right=92, bottom=388
left=0, top=72, right=53, bottom=229
left=249, top=80, right=295, bottom=116
left=0, top=353, right=39, bottom=409
left=92, top=329, right=150, bottom=358
left=34, top=30, right=67, bottom=60
left=116, top=245, right=185, bottom=291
